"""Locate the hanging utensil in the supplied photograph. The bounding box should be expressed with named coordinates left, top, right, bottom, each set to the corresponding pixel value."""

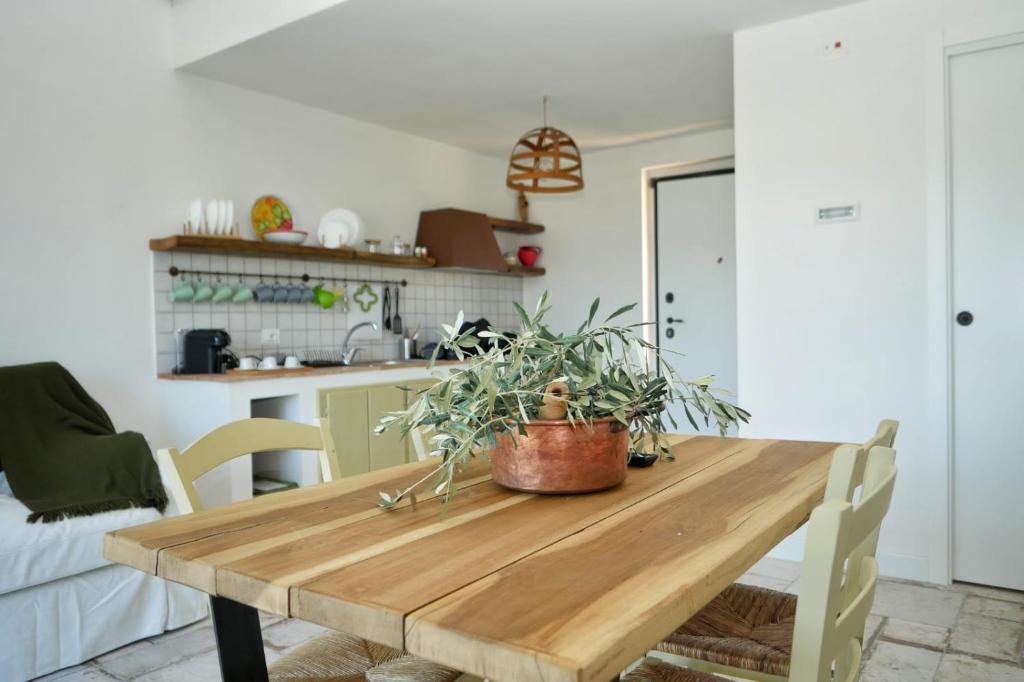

left=382, top=286, right=392, bottom=331
left=392, top=286, right=403, bottom=335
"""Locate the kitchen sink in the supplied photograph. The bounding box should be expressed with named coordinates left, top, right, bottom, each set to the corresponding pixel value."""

left=347, top=359, right=418, bottom=368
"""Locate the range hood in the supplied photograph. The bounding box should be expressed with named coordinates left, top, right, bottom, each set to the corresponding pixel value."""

left=415, top=208, right=544, bottom=274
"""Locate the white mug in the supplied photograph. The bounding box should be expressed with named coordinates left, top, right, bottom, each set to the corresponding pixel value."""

left=284, top=355, right=301, bottom=369
left=259, top=356, right=278, bottom=370
left=239, top=356, right=259, bottom=371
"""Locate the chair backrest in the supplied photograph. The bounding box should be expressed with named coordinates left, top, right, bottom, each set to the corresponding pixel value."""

left=789, top=446, right=898, bottom=682
left=157, top=418, right=341, bottom=514
left=825, top=419, right=899, bottom=502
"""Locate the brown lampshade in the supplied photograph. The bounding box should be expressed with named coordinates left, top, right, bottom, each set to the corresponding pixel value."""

left=506, top=97, right=584, bottom=193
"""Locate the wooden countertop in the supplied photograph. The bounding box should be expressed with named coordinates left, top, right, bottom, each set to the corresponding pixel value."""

left=158, top=360, right=461, bottom=382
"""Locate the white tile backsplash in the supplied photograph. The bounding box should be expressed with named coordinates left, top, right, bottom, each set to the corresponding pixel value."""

left=153, top=252, right=524, bottom=373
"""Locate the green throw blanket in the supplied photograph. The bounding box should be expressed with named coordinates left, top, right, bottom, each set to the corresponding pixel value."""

left=0, top=362, right=167, bottom=522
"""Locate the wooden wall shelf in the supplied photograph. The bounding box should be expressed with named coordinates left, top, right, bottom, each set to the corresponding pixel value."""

left=149, top=235, right=436, bottom=269
left=488, top=216, right=545, bottom=234
left=507, top=266, right=546, bottom=277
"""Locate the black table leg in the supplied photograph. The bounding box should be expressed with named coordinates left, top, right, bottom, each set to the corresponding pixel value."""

left=210, top=596, right=269, bottom=682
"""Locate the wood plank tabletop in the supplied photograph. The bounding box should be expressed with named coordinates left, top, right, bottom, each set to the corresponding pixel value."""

left=104, top=435, right=838, bottom=682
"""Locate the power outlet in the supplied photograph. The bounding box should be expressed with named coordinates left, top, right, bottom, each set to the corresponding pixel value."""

left=260, top=328, right=281, bottom=345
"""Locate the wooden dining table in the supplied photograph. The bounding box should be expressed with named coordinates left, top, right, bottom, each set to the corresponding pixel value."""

left=104, top=435, right=838, bottom=682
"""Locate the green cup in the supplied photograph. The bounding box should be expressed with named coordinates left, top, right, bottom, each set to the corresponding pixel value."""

left=193, top=278, right=213, bottom=303
left=232, top=281, right=253, bottom=304
left=168, top=278, right=195, bottom=303
left=212, top=279, right=234, bottom=303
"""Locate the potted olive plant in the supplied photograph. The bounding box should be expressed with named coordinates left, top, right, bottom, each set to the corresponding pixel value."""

left=375, top=293, right=749, bottom=509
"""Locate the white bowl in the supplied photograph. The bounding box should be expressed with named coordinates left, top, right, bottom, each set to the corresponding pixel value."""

left=264, top=230, right=308, bottom=245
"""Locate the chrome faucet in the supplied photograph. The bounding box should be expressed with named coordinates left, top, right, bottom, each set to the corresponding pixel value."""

left=341, top=322, right=378, bottom=365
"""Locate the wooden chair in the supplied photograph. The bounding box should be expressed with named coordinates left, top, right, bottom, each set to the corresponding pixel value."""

left=626, top=444, right=898, bottom=682
left=158, top=418, right=461, bottom=682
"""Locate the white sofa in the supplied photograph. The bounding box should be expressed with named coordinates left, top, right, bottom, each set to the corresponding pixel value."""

left=0, top=475, right=208, bottom=681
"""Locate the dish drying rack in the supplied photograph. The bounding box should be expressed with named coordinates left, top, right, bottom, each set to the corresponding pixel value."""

left=300, top=349, right=348, bottom=367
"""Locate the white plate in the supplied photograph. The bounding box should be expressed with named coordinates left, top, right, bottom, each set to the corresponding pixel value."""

left=264, top=230, right=308, bottom=245
left=188, top=199, right=203, bottom=233
left=318, top=209, right=364, bottom=248
left=224, top=200, right=234, bottom=233
left=205, top=200, right=220, bottom=235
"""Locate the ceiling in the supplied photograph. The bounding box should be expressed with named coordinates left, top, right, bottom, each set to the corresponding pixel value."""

left=182, top=0, right=860, bottom=157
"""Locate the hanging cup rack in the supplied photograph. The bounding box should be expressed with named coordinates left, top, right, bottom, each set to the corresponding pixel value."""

left=167, top=266, right=407, bottom=288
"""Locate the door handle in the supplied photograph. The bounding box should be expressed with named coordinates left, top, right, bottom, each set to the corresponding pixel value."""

left=666, top=317, right=684, bottom=325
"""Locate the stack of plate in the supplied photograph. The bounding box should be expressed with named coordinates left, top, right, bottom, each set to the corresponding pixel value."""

left=317, top=209, right=364, bottom=249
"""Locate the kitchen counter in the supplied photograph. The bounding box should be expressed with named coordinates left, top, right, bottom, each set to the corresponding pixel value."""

left=157, top=359, right=462, bottom=382
left=155, top=360, right=463, bottom=508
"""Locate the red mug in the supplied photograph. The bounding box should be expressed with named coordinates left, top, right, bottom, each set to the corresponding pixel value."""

left=518, top=246, right=542, bottom=268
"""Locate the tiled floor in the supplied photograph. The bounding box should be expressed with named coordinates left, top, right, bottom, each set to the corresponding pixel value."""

left=35, top=558, right=1024, bottom=681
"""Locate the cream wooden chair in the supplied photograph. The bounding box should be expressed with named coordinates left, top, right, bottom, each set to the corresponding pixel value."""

left=825, top=420, right=898, bottom=502
left=157, top=418, right=341, bottom=514
left=158, top=417, right=462, bottom=682
left=626, top=445, right=898, bottom=682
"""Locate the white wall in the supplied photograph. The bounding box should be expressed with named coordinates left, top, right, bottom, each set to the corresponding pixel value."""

left=734, top=0, right=1024, bottom=582
left=0, top=0, right=509, bottom=449
left=524, top=128, right=734, bottom=329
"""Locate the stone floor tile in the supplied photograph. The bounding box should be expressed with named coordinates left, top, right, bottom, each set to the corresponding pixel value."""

left=860, top=641, right=942, bottom=682
left=953, top=582, right=1024, bottom=605
left=37, top=665, right=118, bottom=682
left=33, top=664, right=97, bottom=681
left=735, top=573, right=792, bottom=591
left=97, top=621, right=216, bottom=678
left=934, top=653, right=1024, bottom=681
left=133, top=649, right=222, bottom=682
left=865, top=614, right=885, bottom=646
left=949, top=613, right=1024, bottom=662
left=871, top=580, right=966, bottom=627
left=961, top=595, right=1024, bottom=623
left=748, top=557, right=801, bottom=582
left=881, top=618, right=950, bottom=649
left=261, top=618, right=330, bottom=650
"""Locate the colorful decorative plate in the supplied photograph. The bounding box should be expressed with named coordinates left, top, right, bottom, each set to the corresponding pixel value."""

left=251, top=195, right=293, bottom=239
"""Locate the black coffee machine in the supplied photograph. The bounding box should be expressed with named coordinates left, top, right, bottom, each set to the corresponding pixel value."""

left=179, top=329, right=235, bottom=374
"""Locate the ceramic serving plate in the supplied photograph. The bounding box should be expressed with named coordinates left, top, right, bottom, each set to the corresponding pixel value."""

left=251, top=195, right=293, bottom=239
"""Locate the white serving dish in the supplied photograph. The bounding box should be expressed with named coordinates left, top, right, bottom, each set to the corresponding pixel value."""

left=264, top=230, right=308, bottom=245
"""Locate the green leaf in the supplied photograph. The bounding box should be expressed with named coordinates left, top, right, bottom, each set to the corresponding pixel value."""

left=588, top=298, right=600, bottom=326
left=605, top=303, right=637, bottom=322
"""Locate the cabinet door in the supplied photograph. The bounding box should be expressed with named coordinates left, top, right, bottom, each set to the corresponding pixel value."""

left=368, top=385, right=409, bottom=471
left=323, top=388, right=370, bottom=477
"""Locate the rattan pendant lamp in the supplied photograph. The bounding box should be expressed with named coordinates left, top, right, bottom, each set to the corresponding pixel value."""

left=506, top=96, right=584, bottom=193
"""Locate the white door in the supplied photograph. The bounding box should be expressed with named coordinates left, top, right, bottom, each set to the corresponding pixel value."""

left=950, top=36, right=1024, bottom=590
left=655, top=170, right=737, bottom=434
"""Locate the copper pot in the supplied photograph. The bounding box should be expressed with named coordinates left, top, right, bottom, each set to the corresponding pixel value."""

left=489, top=417, right=629, bottom=494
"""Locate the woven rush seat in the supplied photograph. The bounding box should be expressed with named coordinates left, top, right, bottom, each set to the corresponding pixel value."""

left=268, top=631, right=461, bottom=682
left=655, top=582, right=797, bottom=677
left=623, top=658, right=727, bottom=682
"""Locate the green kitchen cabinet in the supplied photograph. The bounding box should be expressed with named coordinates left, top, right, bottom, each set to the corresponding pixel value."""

left=321, top=387, right=372, bottom=477
left=318, top=378, right=437, bottom=477
left=368, top=385, right=407, bottom=471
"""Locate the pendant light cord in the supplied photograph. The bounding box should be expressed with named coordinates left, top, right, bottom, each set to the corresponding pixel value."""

left=543, top=95, right=548, bottom=128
